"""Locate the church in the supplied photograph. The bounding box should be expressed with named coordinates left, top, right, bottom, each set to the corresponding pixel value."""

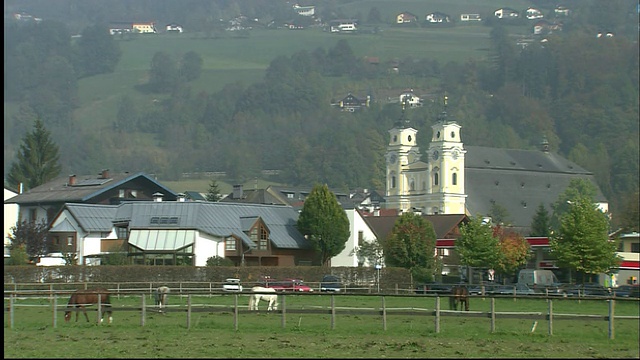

left=383, top=97, right=608, bottom=234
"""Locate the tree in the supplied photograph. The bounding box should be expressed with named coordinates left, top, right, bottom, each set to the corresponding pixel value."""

left=8, top=220, right=50, bottom=260
left=488, top=202, right=510, bottom=225
left=180, top=51, right=203, bottom=82
left=616, top=189, right=639, bottom=232
left=366, top=7, right=382, bottom=24
left=456, top=216, right=501, bottom=284
left=296, top=184, right=350, bottom=266
left=550, top=195, right=621, bottom=284
left=383, top=212, right=437, bottom=282
left=550, top=178, right=599, bottom=231
left=6, top=118, right=62, bottom=191
left=206, top=255, right=234, bottom=266
left=530, top=203, right=551, bottom=237
left=148, top=51, right=179, bottom=93
left=205, top=179, right=223, bottom=202
left=493, top=226, right=530, bottom=281
left=351, top=239, right=384, bottom=267
left=75, top=24, right=122, bottom=77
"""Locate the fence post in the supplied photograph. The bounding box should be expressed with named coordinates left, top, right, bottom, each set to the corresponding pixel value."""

left=395, top=283, right=398, bottom=295
left=608, top=299, right=615, bottom=340
left=434, top=296, right=440, bottom=333
left=381, top=296, right=387, bottom=331
left=234, top=294, right=238, bottom=331
left=281, top=294, right=286, bottom=329
left=141, top=295, right=146, bottom=326
left=490, top=297, right=496, bottom=333
left=330, top=295, right=335, bottom=330
left=97, top=294, right=102, bottom=325
left=547, top=299, right=553, bottom=336
left=117, top=283, right=121, bottom=300
left=187, top=294, right=192, bottom=329
left=52, top=295, right=57, bottom=328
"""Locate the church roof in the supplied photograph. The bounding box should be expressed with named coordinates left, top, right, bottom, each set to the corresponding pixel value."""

left=463, top=145, right=605, bottom=233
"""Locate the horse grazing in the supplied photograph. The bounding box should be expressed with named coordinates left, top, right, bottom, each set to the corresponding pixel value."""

left=449, top=285, right=470, bottom=311
left=64, top=288, right=113, bottom=323
left=248, top=286, right=278, bottom=311
left=155, top=286, right=170, bottom=313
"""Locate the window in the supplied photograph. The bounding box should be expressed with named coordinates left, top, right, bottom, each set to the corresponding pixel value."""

left=391, top=175, right=396, bottom=188
left=632, top=243, right=639, bottom=253
left=410, top=179, right=415, bottom=191
left=29, top=208, right=37, bottom=223
left=357, top=231, right=363, bottom=247
left=226, top=237, right=236, bottom=251
left=119, top=189, right=125, bottom=198
left=116, top=227, right=128, bottom=239
left=452, top=173, right=457, bottom=185
left=259, top=227, right=268, bottom=250
left=67, top=236, right=73, bottom=246
left=434, top=173, right=439, bottom=186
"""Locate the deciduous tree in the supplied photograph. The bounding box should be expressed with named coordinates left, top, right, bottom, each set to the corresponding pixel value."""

left=297, top=184, right=350, bottom=266
left=457, top=216, right=501, bottom=283
left=493, top=226, right=530, bottom=279
left=8, top=220, right=50, bottom=260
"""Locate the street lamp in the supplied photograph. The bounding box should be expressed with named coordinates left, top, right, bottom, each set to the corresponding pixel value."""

left=375, top=264, right=382, bottom=293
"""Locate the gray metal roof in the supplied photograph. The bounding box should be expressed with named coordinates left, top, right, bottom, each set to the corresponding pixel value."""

left=463, top=146, right=605, bottom=232
left=49, top=218, right=77, bottom=233
left=113, top=201, right=311, bottom=249
left=63, top=203, right=119, bottom=232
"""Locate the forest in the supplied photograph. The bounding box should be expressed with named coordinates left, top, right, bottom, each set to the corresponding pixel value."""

left=3, top=0, right=639, bottom=228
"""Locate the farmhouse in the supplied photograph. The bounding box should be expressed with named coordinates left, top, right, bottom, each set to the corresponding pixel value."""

left=460, top=14, right=481, bottom=22
left=494, top=8, right=520, bottom=19
left=331, top=93, right=370, bottom=112
left=329, top=19, right=357, bottom=33
left=425, top=12, right=451, bottom=24
left=165, top=23, right=183, bottom=33
left=525, top=7, right=544, bottom=20
left=396, top=12, right=418, bottom=24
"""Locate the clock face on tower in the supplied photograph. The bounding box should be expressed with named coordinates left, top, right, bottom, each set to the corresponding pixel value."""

left=389, top=154, right=397, bottom=164
left=432, top=150, right=439, bottom=161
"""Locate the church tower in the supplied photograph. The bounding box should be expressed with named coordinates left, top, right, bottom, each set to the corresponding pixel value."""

left=425, top=95, right=467, bottom=214
left=384, top=99, right=428, bottom=213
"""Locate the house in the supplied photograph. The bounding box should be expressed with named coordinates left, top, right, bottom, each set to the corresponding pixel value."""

left=329, top=19, right=357, bottom=33
left=525, top=7, right=544, bottom=20
left=5, top=170, right=178, bottom=228
left=533, top=20, right=563, bottom=35
left=331, top=207, right=379, bottom=267
left=165, top=23, right=183, bottom=33
left=331, top=93, right=370, bottom=112
left=132, top=22, right=157, bottom=33
left=494, top=8, right=520, bottom=19
left=293, top=4, right=315, bottom=17
left=425, top=12, right=451, bottom=23
left=48, top=201, right=317, bottom=267
left=399, top=89, right=423, bottom=108
left=396, top=12, right=418, bottom=24
left=613, top=232, right=640, bottom=285
left=554, top=5, right=570, bottom=17
left=109, top=22, right=133, bottom=35
left=4, top=186, right=20, bottom=259
left=460, top=14, right=481, bottom=22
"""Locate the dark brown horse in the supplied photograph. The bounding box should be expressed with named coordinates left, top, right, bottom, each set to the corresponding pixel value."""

left=64, top=288, right=113, bottom=323
left=449, top=285, right=470, bottom=311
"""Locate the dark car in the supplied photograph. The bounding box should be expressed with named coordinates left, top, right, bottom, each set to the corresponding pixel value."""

left=564, top=283, right=611, bottom=297
left=613, top=285, right=640, bottom=298
left=414, top=283, right=454, bottom=295
left=320, top=275, right=342, bottom=292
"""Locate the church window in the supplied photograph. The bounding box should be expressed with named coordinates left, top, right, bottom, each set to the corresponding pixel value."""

left=434, top=173, right=439, bottom=186
left=391, top=176, right=396, bottom=188
left=451, top=131, right=455, bottom=139
left=410, top=179, right=415, bottom=190
left=452, top=173, right=457, bottom=185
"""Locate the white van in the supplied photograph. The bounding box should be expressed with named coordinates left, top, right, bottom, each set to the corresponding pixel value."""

left=517, top=269, right=559, bottom=287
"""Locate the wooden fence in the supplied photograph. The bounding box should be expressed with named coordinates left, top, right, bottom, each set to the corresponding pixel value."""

left=5, top=289, right=639, bottom=340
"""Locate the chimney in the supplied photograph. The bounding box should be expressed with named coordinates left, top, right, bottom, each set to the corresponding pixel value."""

left=177, top=193, right=186, bottom=202
left=153, top=192, right=164, bottom=202
left=100, top=169, right=110, bottom=179
left=68, top=175, right=76, bottom=186
left=233, top=184, right=243, bottom=199
left=373, top=208, right=380, bottom=216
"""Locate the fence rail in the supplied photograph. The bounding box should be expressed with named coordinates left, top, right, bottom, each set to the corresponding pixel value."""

left=5, top=288, right=639, bottom=339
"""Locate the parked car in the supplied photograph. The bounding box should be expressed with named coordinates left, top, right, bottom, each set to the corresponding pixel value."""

left=266, top=278, right=314, bottom=292
left=414, top=283, right=454, bottom=295
left=489, top=283, right=536, bottom=296
left=564, top=283, right=611, bottom=297
left=612, top=285, right=639, bottom=298
left=222, top=278, right=243, bottom=292
left=320, top=275, right=343, bottom=292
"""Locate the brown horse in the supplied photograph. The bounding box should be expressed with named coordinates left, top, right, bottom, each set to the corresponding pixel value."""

left=449, top=285, right=470, bottom=311
left=64, top=288, right=113, bottom=323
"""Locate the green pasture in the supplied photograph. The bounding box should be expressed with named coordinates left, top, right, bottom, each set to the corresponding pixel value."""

left=5, top=293, right=639, bottom=358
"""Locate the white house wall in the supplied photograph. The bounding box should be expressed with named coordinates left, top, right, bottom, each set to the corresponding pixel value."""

left=4, top=188, right=19, bottom=254
left=194, top=232, right=224, bottom=266
left=331, top=209, right=378, bottom=267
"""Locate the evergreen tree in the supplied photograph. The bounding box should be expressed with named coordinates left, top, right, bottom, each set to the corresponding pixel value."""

left=550, top=195, right=621, bottom=284
left=296, top=184, right=350, bottom=266
left=205, top=179, right=222, bottom=202
left=530, top=203, right=551, bottom=237
left=383, top=212, right=438, bottom=283
left=7, top=118, right=62, bottom=191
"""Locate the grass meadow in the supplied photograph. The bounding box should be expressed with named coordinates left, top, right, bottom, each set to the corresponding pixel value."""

left=5, top=293, right=639, bottom=358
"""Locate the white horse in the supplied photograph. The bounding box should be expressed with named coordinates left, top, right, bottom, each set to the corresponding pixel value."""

left=248, top=286, right=278, bottom=311
left=155, top=286, right=170, bottom=313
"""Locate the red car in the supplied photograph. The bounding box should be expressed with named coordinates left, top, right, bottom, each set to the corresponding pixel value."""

left=264, top=278, right=314, bottom=292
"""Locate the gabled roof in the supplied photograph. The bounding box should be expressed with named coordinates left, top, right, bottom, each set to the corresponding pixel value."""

left=6, top=172, right=178, bottom=205
left=364, top=214, right=468, bottom=241
left=64, top=203, right=118, bottom=232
